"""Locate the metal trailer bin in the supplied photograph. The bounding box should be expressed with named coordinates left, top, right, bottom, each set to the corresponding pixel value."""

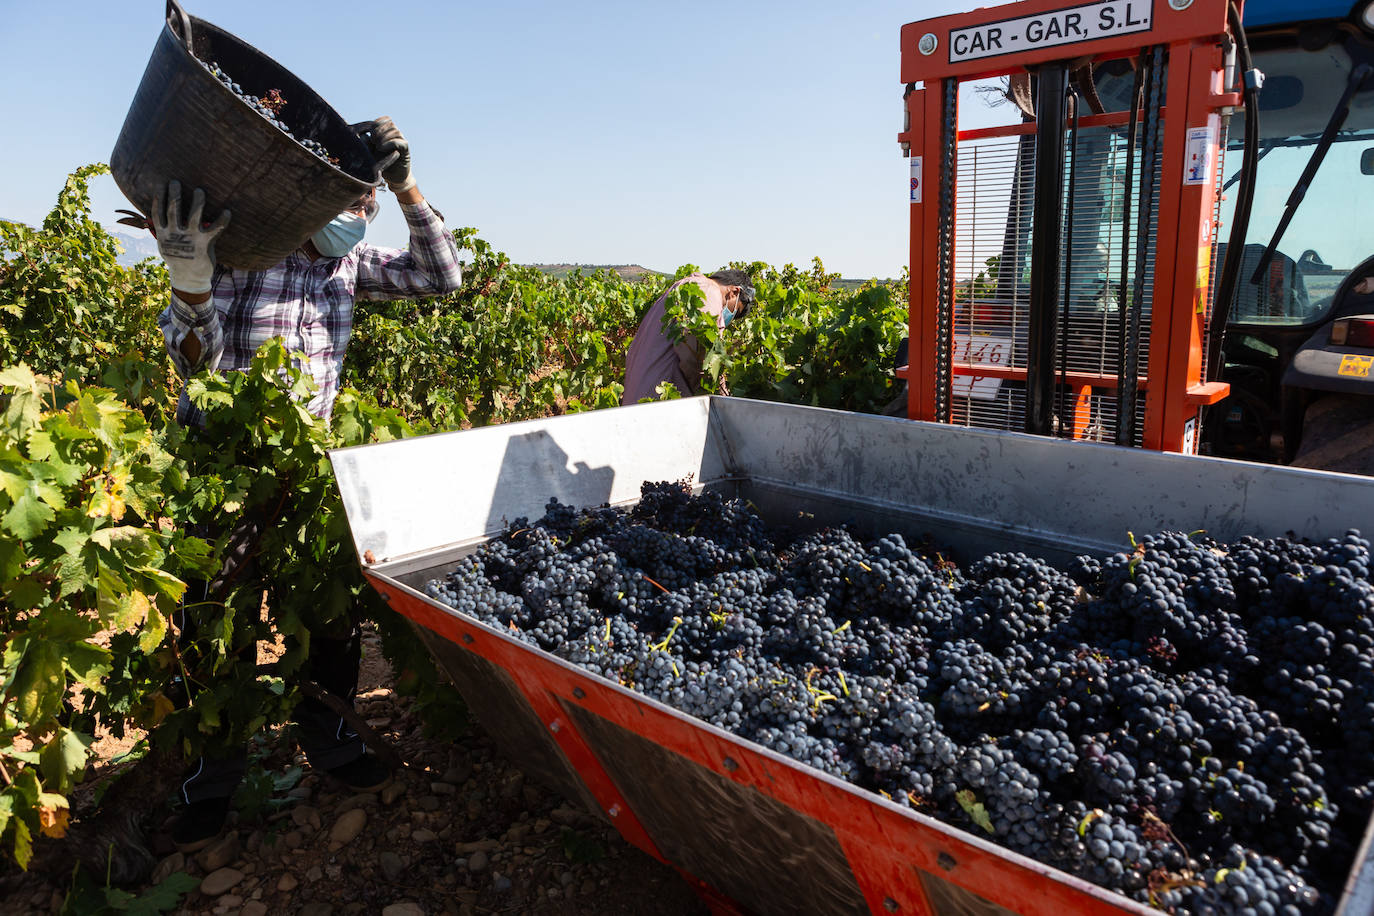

left=329, top=396, right=1374, bottom=916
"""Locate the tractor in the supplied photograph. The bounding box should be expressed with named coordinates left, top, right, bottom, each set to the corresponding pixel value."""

left=895, top=0, right=1374, bottom=476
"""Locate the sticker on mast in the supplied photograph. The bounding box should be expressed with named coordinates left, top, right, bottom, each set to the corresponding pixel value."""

left=948, top=0, right=1152, bottom=64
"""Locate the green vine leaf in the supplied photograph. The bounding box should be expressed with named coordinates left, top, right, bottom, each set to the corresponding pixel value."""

left=955, top=790, right=996, bottom=835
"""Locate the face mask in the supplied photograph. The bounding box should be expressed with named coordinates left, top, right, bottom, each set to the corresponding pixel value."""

left=721, top=307, right=735, bottom=328
left=311, top=211, right=367, bottom=258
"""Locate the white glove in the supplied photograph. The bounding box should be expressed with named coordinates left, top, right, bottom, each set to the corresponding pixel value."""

left=152, top=181, right=231, bottom=295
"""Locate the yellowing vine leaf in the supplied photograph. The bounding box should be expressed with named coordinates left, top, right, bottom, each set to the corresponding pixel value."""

left=148, top=690, right=176, bottom=726
left=13, top=641, right=63, bottom=724
left=85, top=467, right=132, bottom=520
left=37, top=794, right=69, bottom=838
left=101, top=588, right=151, bottom=630
left=138, top=603, right=169, bottom=654
left=39, top=727, right=91, bottom=795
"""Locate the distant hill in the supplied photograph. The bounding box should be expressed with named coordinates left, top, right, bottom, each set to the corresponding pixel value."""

left=528, top=264, right=666, bottom=282
left=527, top=265, right=884, bottom=289
left=110, top=229, right=160, bottom=266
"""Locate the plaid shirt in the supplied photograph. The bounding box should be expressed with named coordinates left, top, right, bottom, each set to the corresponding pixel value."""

left=159, top=199, right=462, bottom=423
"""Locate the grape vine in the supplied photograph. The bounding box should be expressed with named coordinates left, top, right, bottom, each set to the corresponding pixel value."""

left=0, top=166, right=910, bottom=882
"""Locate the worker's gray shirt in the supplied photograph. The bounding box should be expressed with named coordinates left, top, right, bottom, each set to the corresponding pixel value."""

left=622, top=274, right=726, bottom=405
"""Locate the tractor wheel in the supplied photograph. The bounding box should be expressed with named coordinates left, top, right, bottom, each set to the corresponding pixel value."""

left=1289, top=394, right=1374, bottom=476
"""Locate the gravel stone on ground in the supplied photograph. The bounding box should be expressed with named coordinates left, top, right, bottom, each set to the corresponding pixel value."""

left=199, top=867, right=244, bottom=897
left=7, top=625, right=709, bottom=915
left=196, top=834, right=240, bottom=872
left=328, top=808, right=368, bottom=846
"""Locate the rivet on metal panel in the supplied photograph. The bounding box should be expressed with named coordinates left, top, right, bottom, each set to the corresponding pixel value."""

left=572, top=686, right=586, bottom=699
left=884, top=898, right=900, bottom=913
left=549, top=718, right=563, bottom=733
left=460, top=633, right=474, bottom=645
left=918, top=32, right=937, bottom=55
left=607, top=804, right=621, bottom=818
left=723, top=756, right=738, bottom=772
left=937, top=851, right=957, bottom=872
left=1168, top=0, right=1194, bottom=8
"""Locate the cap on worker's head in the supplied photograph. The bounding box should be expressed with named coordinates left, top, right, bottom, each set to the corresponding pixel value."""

left=708, top=268, right=756, bottom=319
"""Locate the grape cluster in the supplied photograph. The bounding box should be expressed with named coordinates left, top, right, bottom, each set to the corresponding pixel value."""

left=423, top=483, right=1374, bottom=914
left=199, top=60, right=337, bottom=164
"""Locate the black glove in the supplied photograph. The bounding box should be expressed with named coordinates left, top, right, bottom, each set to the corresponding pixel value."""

left=352, top=117, right=414, bottom=193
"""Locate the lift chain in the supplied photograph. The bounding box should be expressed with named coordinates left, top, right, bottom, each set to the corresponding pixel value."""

left=1115, top=51, right=1144, bottom=443
left=1120, top=45, right=1165, bottom=446
left=1058, top=88, right=1081, bottom=435
left=936, top=77, right=958, bottom=424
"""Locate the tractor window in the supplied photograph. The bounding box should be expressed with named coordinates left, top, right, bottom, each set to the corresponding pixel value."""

left=1220, top=36, right=1374, bottom=327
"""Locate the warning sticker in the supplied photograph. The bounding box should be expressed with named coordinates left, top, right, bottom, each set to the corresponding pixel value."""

left=1184, top=125, right=1216, bottom=186
left=948, top=0, right=1152, bottom=64
left=1339, top=354, right=1374, bottom=378
left=910, top=157, right=923, bottom=203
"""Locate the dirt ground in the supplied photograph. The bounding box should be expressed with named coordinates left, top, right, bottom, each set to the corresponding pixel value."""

left=8, top=624, right=712, bottom=916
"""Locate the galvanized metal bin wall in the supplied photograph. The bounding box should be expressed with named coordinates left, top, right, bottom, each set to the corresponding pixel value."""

left=330, top=397, right=1374, bottom=916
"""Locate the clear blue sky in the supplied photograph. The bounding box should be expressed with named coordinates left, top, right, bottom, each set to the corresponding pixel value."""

left=0, top=0, right=990, bottom=279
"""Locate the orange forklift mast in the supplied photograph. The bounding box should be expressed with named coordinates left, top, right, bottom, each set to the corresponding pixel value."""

left=897, top=0, right=1237, bottom=453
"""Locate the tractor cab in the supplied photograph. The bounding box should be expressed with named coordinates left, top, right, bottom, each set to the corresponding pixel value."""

left=1208, top=3, right=1374, bottom=469
left=896, top=0, right=1374, bottom=473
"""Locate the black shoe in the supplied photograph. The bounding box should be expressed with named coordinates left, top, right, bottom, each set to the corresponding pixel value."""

left=325, top=752, right=393, bottom=792
left=172, top=797, right=231, bottom=853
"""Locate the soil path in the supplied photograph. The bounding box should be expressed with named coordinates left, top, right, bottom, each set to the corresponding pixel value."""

left=13, top=625, right=709, bottom=916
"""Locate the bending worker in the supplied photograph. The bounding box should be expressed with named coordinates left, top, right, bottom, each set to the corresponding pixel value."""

left=152, top=116, right=463, bottom=851
left=621, top=269, right=755, bottom=404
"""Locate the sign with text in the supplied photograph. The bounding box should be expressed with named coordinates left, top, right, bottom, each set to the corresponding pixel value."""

left=948, top=0, right=1153, bottom=64
left=952, top=333, right=1013, bottom=400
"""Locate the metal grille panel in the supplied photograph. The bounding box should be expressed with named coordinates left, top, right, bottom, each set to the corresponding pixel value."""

left=950, top=83, right=1163, bottom=446
left=952, top=135, right=1034, bottom=431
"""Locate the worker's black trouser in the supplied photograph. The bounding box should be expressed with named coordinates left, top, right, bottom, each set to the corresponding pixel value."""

left=175, top=518, right=367, bottom=805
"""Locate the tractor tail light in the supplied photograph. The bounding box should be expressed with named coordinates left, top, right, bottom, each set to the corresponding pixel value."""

left=1330, top=318, right=1374, bottom=348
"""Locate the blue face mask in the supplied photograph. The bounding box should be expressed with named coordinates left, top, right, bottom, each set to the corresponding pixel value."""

left=311, top=211, right=367, bottom=258
left=721, top=307, right=735, bottom=328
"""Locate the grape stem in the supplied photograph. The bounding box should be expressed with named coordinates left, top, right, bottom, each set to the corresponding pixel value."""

left=649, top=616, right=683, bottom=652
left=641, top=574, right=670, bottom=594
